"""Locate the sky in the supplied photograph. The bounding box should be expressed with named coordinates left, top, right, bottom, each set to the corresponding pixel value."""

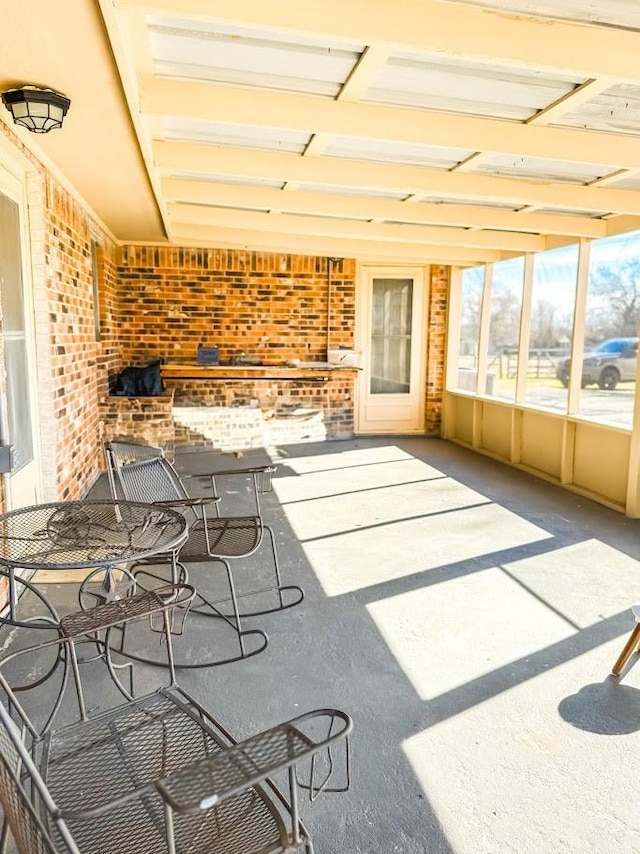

left=462, top=229, right=640, bottom=317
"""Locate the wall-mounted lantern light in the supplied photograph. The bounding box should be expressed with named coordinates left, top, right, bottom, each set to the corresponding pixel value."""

left=1, top=86, right=71, bottom=133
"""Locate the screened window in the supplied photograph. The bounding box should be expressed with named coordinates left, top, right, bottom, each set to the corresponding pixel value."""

left=577, top=232, right=640, bottom=427
left=455, top=265, right=485, bottom=392
left=523, top=244, right=578, bottom=411
left=486, top=256, right=525, bottom=401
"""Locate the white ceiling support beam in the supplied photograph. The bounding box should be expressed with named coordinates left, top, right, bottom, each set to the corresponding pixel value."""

left=153, top=141, right=640, bottom=215
left=168, top=201, right=546, bottom=251
left=525, top=78, right=614, bottom=126
left=303, top=133, right=332, bottom=156
left=169, top=222, right=505, bottom=264
left=118, top=4, right=156, bottom=83
left=338, top=45, right=390, bottom=101
left=604, top=216, right=640, bottom=237
left=122, top=0, right=640, bottom=83
left=588, top=168, right=638, bottom=188
left=142, top=78, right=640, bottom=170
left=161, top=177, right=607, bottom=237
left=450, top=152, right=488, bottom=172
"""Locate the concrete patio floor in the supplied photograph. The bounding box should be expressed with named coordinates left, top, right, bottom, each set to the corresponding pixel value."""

left=13, top=436, right=640, bottom=853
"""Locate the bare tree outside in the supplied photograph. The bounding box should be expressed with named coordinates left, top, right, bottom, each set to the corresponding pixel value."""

left=586, top=257, right=640, bottom=341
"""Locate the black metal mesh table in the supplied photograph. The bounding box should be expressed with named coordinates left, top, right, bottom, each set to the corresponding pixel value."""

left=0, top=500, right=188, bottom=628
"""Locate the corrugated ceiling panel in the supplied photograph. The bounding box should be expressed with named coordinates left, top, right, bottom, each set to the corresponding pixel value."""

left=554, top=83, right=640, bottom=134
left=604, top=173, right=640, bottom=190
left=533, top=207, right=608, bottom=217
left=170, top=171, right=285, bottom=189
left=163, top=118, right=310, bottom=153
left=323, top=136, right=473, bottom=168
left=186, top=202, right=270, bottom=214
left=470, top=153, right=616, bottom=184
left=148, top=17, right=361, bottom=96
left=443, top=1, right=640, bottom=30
left=280, top=210, right=370, bottom=222
left=419, top=196, right=520, bottom=211
left=365, top=54, right=580, bottom=119
left=296, top=183, right=408, bottom=200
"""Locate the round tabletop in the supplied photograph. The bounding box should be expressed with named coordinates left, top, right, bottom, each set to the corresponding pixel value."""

left=0, top=500, right=188, bottom=571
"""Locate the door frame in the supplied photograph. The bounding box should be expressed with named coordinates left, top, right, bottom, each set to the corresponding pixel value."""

left=0, top=151, right=43, bottom=509
left=354, top=264, right=429, bottom=435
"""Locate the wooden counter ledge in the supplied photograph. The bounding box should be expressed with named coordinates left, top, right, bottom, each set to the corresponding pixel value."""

left=162, top=362, right=359, bottom=381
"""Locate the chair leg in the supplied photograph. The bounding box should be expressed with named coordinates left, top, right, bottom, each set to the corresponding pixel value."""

left=265, top=524, right=285, bottom=610
left=220, top=558, right=246, bottom=657
left=193, top=530, right=304, bottom=619
left=611, top=624, right=640, bottom=676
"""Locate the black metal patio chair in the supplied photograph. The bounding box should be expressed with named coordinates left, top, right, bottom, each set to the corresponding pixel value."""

left=103, top=441, right=304, bottom=621
left=0, top=585, right=352, bottom=854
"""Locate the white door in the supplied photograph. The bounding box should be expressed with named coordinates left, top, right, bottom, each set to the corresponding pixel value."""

left=356, top=266, right=428, bottom=434
left=0, top=174, right=41, bottom=508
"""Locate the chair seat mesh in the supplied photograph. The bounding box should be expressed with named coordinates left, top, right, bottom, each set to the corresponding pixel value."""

left=43, top=689, right=292, bottom=854
left=181, top=517, right=262, bottom=560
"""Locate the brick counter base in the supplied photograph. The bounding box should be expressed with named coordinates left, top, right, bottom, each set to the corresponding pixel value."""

left=99, top=373, right=354, bottom=456
left=167, top=372, right=354, bottom=448
left=100, top=392, right=175, bottom=458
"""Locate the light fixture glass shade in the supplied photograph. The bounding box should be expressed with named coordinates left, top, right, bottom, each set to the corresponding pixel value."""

left=1, top=87, right=70, bottom=133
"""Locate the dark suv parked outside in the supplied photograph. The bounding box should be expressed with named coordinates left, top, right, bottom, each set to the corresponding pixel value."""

left=556, top=337, right=639, bottom=390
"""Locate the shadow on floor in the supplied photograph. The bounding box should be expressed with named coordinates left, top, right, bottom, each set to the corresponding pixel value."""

left=7, top=436, right=640, bottom=853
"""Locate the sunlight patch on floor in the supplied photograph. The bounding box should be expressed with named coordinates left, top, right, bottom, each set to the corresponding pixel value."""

left=276, top=446, right=550, bottom=595
left=280, top=474, right=491, bottom=540
left=368, top=565, right=575, bottom=701
left=298, top=501, right=550, bottom=595
left=274, top=456, right=447, bottom=504
left=502, top=539, right=640, bottom=628
left=402, top=636, right=640, bottom=854
left=274, top=444, right=413, bottom=476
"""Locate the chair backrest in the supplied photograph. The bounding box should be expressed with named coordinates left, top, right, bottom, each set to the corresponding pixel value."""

left=0, top=585, right=194, bottom=854
left=104, top=442, right=201, bottom=525
left=105, top=440, right=275, bottom=520
left=0, top=703, right=76, bottom=853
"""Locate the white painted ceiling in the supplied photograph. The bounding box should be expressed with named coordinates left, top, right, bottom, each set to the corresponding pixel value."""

left=5, top=0, right=640, bottom=263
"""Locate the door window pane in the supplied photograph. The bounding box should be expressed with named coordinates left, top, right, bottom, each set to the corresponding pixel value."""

left=577, top=232, right=640, bottom=427
left=370, top=278, right=413, bottom=394
left=486, top=257, right=525, bottom=401
left=524, top=244, right=578, bottom=411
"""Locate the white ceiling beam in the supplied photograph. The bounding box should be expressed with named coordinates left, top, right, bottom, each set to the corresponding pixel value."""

left=168, top=222, right=506, bottom=264
left=525, top=78, right=614, bottom=126
left=450, top=152, right=488, bottom=172
left=162, top=177, right=607, bottom=237
left=153, top=141, right=640, bottom=215
left=168, top=202, right=546, bottom=251
left=588, top=169, right=638, bottom=188
left=338, top=45, right=391, bottom=101
left=142, top=78, right=640, bottom=169
left=605, top=216, right=640, bottom=237
left=302, top=133, right=332, bottom=157
left=121, top=0, right=640, bottom=82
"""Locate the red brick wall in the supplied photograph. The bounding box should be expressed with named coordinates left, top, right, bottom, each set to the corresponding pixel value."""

left=0, top=111, right=448, bottom=515
left=116, top=247, right=355, bottom=368
left=113, top=245, right=447, bottom=441
left=42, top=177, right=118, bottom=499
left=101, top=392, right=175, bottom=458
left=0, top=121, right=118, bottom=504
left=425, top=265, right=449, bottom=435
